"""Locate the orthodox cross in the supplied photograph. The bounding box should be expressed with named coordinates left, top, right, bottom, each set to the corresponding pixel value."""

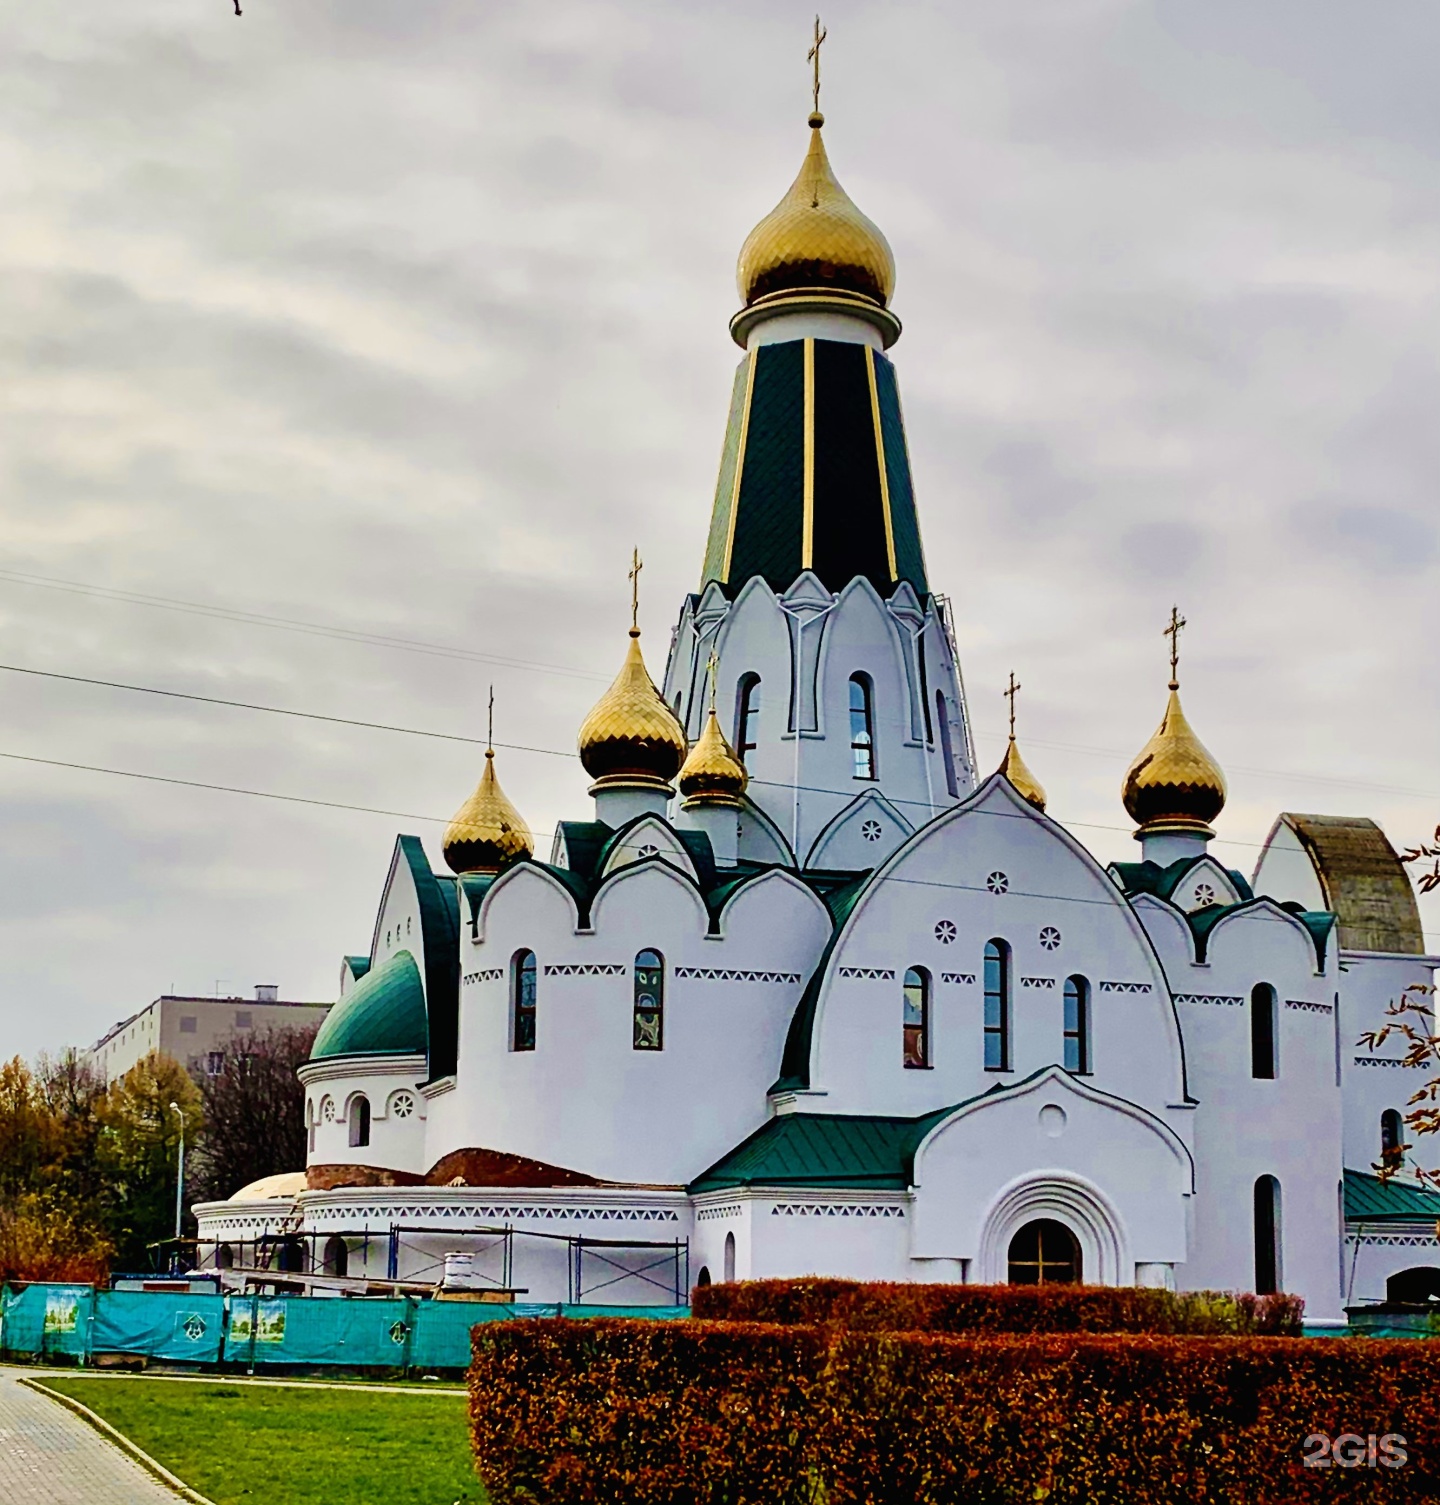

left=1004, top=672, right=1021, bottom=741
left=486, top=685, right=495, bottom=755
left=705, top=652, right=720, bottom=712
left=808, top=15, right=827, bottom=118
left=628, top=548, right=643, bottom=632
left=1164, top=606, right=1186, bottom=689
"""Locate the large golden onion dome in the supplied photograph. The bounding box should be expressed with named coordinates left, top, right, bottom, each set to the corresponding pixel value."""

left=736, top=116, right=896, bottom=309
left=1122, top=684, right=1227, bottom=835
left=443, top=748, right=533, bottom=875
left=997, top=736, right=1047, bottom=813
left=578, top=629, right=687, bottom=790
left=678, top=708, right=748, bottom=809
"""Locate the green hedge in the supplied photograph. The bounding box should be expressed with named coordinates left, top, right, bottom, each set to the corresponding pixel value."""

left=690, top=1278, right=1304, bottom=1335
left=470, top=1319, right=1439, bottom=1504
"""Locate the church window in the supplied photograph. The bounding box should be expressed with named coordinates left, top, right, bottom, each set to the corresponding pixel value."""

left=903, top=967, right=930, bottom=1069
left=276, top=1238, right=306, bottom=1274
left=936, top=691, right=958, bottom=798
left=984, top=939, right=1011, bottom=1072
left=348, top=1094, right=371, bottom=1149
left=306, top=1101, right=316, bottom=1153
left=634, top=949, right=664, bottom=1050
left=1381, top=1109, right=1404, bottom=1172
left=217, top=1243, right=235, bottom=1270
left=849, top=674, right=876, bottom=780
left=696, top=1266, right=711, bottom=1288
left=1063, top=976, right=1090, bottom=1074
left=1253, top=1175, right=1281, bottom=1295
left=723, top=1231, right=736, bottom=1283
left=1007, top=1219, right=1080, bottom=1285
left=511, top=950, right=537, bottom=1051
left=1251, top=983, right=1277, bottom=1079
left=323, top=1236, right=348, bottom=1279
left=734, top=674, right=761, bottom=765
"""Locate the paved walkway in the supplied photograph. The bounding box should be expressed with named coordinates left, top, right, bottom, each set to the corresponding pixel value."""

left=0, top=1371, right=183, bottom=1503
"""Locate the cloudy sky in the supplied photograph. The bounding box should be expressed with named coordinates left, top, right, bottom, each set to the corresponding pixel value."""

left=1, top=1, right=1436, bottom=1062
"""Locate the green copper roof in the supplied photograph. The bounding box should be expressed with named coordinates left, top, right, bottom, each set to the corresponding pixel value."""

left=700, top=339, right=928, bottom=598
left=1111, top=856, right=1254, bottom=905
left=311, top=948, right=428, bottom=1061
left=343, top=955, right=371, bottom=981
left=689, top=1105, right=957, bottom=1194
left=1345, top=1168, right=1440, bottom=1223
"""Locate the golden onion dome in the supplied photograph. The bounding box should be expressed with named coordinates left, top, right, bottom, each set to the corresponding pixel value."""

left=578, top=629, right=687, bottom=789
left=443, top=748, right=533, bottom=875
left=736, top=117, right=896, bottom=309
left=1122, top=685, right=1227, bottom=833
left=997, top=737, right=1047, bottom=813
left=678, top=708, right=748, bottom=808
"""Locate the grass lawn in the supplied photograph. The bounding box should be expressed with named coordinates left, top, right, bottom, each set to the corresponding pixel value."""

left=40, top=1375, right=486, bottom=1505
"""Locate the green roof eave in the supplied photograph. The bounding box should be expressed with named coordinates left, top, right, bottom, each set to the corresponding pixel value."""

left=1345, top=1167, right=1440, bottom=1222
left=311, top=948, right=428, bottom=1061
left=1111, top=856, right=1254, bottom=905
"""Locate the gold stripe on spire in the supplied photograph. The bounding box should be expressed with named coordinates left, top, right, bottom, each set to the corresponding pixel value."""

left=720, top=350, right=758, bottom=582
left=865, top=345, right=898, bottom=582
left=802, top=337, right=816, bottom=570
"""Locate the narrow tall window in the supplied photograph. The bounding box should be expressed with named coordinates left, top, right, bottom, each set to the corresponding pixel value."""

left=734, top=674, right=760, bottom=765
left=984, top=939, right=1011, bottom=1072
left=348, top=1094, right=370, bottom=1149
left=1254, top=1175, right=1281, bottom=1295
left=849, top=674, right=876, bottom=780
left=1251, top=983, right=1277, bottom=1079
left=634, top=949, right=664, bottom=1051
left=323, top=1235, right=348, bottom=1279
left=306, top=1100, right=316, bottom=1153
left=723, top=1231, right=736, bottom=1283
left=936, top=690, right=958, bottom=797
left=903, top=967, right=931, bottom=1069
left=512, top=949, right=537, bottom=1052
left=1063, top=975, right=1090, bottom=1074
left=1381, top=1109, right=1404, bottom=1171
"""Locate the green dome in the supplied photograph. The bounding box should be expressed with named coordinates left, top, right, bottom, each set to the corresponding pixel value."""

left=311, top=949, right=429, bottom=1062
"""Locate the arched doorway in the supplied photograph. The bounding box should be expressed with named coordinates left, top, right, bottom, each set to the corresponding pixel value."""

left=1387, top=1267, right=1440, bottom=1305
left=323, top=1235, right=348, bottom=1279
left=1007, top=1218, right=1082, bottom=1285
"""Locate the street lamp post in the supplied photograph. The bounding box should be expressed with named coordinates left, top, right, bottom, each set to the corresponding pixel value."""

left=169, top=1101, right=186, bottom=1262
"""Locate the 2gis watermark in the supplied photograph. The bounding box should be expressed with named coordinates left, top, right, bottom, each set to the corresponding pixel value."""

left=1302, top=1433, right=1407, bottom=1470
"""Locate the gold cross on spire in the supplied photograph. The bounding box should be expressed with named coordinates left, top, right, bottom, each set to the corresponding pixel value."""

left=486, top=684, right=494, bottom=755
left=1004, top=672, right=1021, bottom=741
left=628, top=547, right=643, bottom=633
left=807, top=15, right=827, bottom=122
left=1164, top=605, right=1186, bottom=690
left=705, top=652, right=720, bottom=713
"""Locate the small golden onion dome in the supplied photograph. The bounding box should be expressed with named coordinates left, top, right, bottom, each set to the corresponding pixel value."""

left=678, top=708, right=748, bottom=808
left=443, top=749, right=533, bottom=875
left=1122, top=685, right=1227, bottom=834
left=997, top=737, right=1047, bottom=813
left=736, top=120, right=896, bottom=308
left=578, top=629, right=687, bottom=789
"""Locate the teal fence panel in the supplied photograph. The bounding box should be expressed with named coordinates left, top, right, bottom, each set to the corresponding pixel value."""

left=222, top=1294, right=416, bottom=1366
left=0, top=1284, right=93, bottom=1359
left=91, top=1291, right=225, bottom=1364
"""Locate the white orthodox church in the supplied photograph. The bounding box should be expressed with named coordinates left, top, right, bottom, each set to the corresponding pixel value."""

left=195, top=105, right=1439, bottom=1324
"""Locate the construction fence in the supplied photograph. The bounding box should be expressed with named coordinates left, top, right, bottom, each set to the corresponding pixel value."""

left=0, top=1283, right=687, bottom=1372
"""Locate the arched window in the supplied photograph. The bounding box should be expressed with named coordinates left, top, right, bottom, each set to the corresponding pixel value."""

left=849, top=673, right=876, bottom=780
left=734, top=674, right=761, bottom=765
left=511, top=949, right=537, bottom=1052
left=902, top=967, right=930, bottom=1069
left=634, top=949, right=664, bottom=1051
left=695, top=1267, right=712, bottom=1289
left=1007, top=1219, right=1081, bottom=1285
left=217, top=1243, right=235, bottom=1270
left=323, top=1235, right=348, bottom=1279
left=1381, top=1109, right=1405, bottom=1171
left=276, top=1238, right=306, bottom=1274
left=348, top=1094, right=371, bottom=1148
left=1063, top=976, right=1091, bottom=1075
left=1254, top=1175, right=1281, bottom=1294
left=306, top=1099, right=316, bottom=1153
left=723, top=1231, right=736, bottom=1283
left=1251, top=983, right=1277, bottom=1079
left=984, top=940, right=1011, bottom=1072
left=936, top=690, right=958, bottom=798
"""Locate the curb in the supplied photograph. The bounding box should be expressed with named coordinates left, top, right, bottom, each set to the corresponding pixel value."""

left=18, top=1377, right=219, bottom=1505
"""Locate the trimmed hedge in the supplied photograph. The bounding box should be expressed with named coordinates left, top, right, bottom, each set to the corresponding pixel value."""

left=690, top=1278, right=1304, bottom=1335
left=471, top=1319, right=1440, bottom=1504
left=469, top=1318, right=825, bottom=1505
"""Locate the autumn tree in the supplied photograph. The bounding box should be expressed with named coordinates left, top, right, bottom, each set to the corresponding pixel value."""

left=189, top=1025, right=317, bottom=1204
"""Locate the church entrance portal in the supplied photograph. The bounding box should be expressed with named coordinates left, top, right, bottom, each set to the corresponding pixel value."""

left=1007, top=1218, right=1082, bottom=1285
